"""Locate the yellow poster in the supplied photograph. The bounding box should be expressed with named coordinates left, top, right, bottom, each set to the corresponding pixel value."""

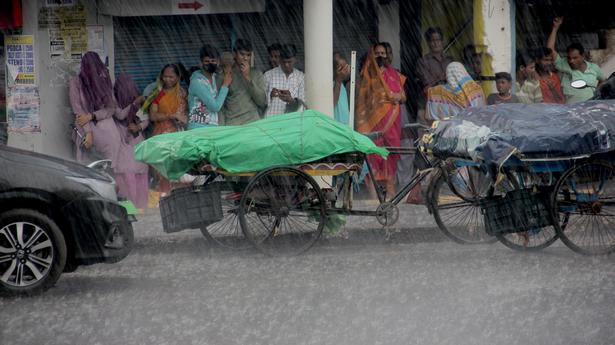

left=5, top=36, right=35, bottom=85
left=56, top=4, right=87, bottom=55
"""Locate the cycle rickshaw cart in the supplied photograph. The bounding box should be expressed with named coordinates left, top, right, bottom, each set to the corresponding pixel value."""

left=422, top=99, right=615, bottom=256
left=137, top=101, right=615, bottom=256
left=136, top=110, right=477, bottom=256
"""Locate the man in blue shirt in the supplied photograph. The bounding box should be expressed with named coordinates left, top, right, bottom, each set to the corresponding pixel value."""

left=187, top=45, right=232, bottom=129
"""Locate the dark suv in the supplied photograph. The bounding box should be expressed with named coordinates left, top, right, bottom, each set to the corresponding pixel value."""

left=0, top=145, right=134, bottom=296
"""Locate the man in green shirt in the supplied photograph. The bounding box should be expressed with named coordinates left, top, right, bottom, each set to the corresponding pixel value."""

left=219, top=39, right=267, bottom=125
left=547, top=16, right=606, bottom=104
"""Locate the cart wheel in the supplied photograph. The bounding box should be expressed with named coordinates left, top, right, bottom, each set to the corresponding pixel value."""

left=238, top=167, right=326, bottom=256
left=200, top=188, right=252, bottom=250
left=552, top=160, right=615, bottom=255
left=495, top=171, right=560, bottom=252
left=428, top=166, right=497, bottom=244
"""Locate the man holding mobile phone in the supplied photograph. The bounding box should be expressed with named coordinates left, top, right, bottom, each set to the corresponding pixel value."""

left=264, top=44, right=305, bottom=117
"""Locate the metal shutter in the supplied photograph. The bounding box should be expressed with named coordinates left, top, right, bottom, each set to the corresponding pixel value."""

left=232, top=0, right=304, bottom=72
left=113, top=14, right=232, bottom=91
left=229, top=0, right=378, bottom=73
left=333, top=0, right=379, bottom=63
left=113, top=1, right=378, bottom=89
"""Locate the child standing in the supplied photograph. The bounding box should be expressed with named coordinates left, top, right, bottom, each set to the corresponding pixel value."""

left=487, top=72, right=520, bottom=105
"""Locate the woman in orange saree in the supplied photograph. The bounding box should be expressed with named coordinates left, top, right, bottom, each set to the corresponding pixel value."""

left=356, top=44, right=407, bottom=196
left=146, top=64, right=188, bottom=194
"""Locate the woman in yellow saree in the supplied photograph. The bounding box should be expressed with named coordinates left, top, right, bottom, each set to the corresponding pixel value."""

left=426, top=62, right=485, bottom=121
left=146, top=64, right=188, bottom=194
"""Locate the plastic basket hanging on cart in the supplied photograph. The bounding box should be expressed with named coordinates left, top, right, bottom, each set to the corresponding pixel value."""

left=479, top=187, right=554, bottom=235
left=159, top=183, right=223, bottom=233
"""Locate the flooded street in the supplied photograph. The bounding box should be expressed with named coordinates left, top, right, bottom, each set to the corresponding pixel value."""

left=2, top=206, right=614, bottom=345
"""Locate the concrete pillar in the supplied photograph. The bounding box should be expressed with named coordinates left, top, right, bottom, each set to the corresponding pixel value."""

left=303, top=0, right=333, bottom=117
left=473, top=0, right=515, bottom=94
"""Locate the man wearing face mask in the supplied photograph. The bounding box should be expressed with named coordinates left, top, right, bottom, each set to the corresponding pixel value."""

left=356, top=43, right=406, bottom=197
left=187, top=44, right=232, bottom=129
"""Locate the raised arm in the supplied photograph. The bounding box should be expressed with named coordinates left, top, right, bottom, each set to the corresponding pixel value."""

left=547, top=17, right=564, bottom=59
left=189, top=76, right=230, bottom=113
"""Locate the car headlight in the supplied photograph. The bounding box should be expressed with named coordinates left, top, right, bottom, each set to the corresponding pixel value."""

left=66, top=176, right=118, bottom=201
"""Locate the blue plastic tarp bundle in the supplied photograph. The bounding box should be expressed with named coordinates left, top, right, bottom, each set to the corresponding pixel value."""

left=424, top=100, right=615, bottom=168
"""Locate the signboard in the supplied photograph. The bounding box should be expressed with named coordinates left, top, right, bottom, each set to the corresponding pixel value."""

left=5, top=35, right=35, bottom=85
left=171, top=0, right=265, bottom=15
left=7, top=85, right=40, bottom=133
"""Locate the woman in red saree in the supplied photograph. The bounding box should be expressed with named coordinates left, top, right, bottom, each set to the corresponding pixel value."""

left=356, top=43, right=407, bottom=196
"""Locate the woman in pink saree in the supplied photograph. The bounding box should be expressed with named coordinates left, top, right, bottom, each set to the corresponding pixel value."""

left=356, top=43, right=407, bottom=196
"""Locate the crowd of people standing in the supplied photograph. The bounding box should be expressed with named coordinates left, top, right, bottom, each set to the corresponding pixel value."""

left=70, top=15, right=610, bottom=208
left=69, top=38, right=308, bottom=210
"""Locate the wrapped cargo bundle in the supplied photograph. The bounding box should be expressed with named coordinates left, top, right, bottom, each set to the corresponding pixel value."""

left=423, top=100, right=615, bottom=169
left=135, top=110, right=388, bottom=179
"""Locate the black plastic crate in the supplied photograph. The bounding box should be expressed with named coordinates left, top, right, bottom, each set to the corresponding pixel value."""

left=160, top=183, right=223, bottom=233
left=479, top=188, right=554, bottom=235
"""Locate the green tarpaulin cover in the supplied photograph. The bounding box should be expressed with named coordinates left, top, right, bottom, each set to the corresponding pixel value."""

left=135, top=110, right=389, bottom=180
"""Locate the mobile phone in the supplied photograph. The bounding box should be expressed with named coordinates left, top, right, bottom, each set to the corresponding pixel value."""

left=71, top=124, right=87, bottom=147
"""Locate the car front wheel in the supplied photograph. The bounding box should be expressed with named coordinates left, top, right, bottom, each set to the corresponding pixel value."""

left=0, top=209, right=67, bottom=297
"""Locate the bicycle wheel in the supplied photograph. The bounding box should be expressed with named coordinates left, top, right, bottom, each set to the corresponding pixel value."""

left=200, top=187, right=252, bottom=250
left=238, top=167, right=326, bottom=256
left=429, top=166, right=497, bottom=244
left=552, top=160, right=615, bottom=255
left=495, top=170, right=560, bottom=251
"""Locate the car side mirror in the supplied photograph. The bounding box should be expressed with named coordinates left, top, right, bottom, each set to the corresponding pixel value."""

left=88, top=159, right=113, bottom=174
left=571, top=80, right=587, bottom=89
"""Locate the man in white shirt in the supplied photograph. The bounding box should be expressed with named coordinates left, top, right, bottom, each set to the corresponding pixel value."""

left=264, top=44, right=305, bottom=116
